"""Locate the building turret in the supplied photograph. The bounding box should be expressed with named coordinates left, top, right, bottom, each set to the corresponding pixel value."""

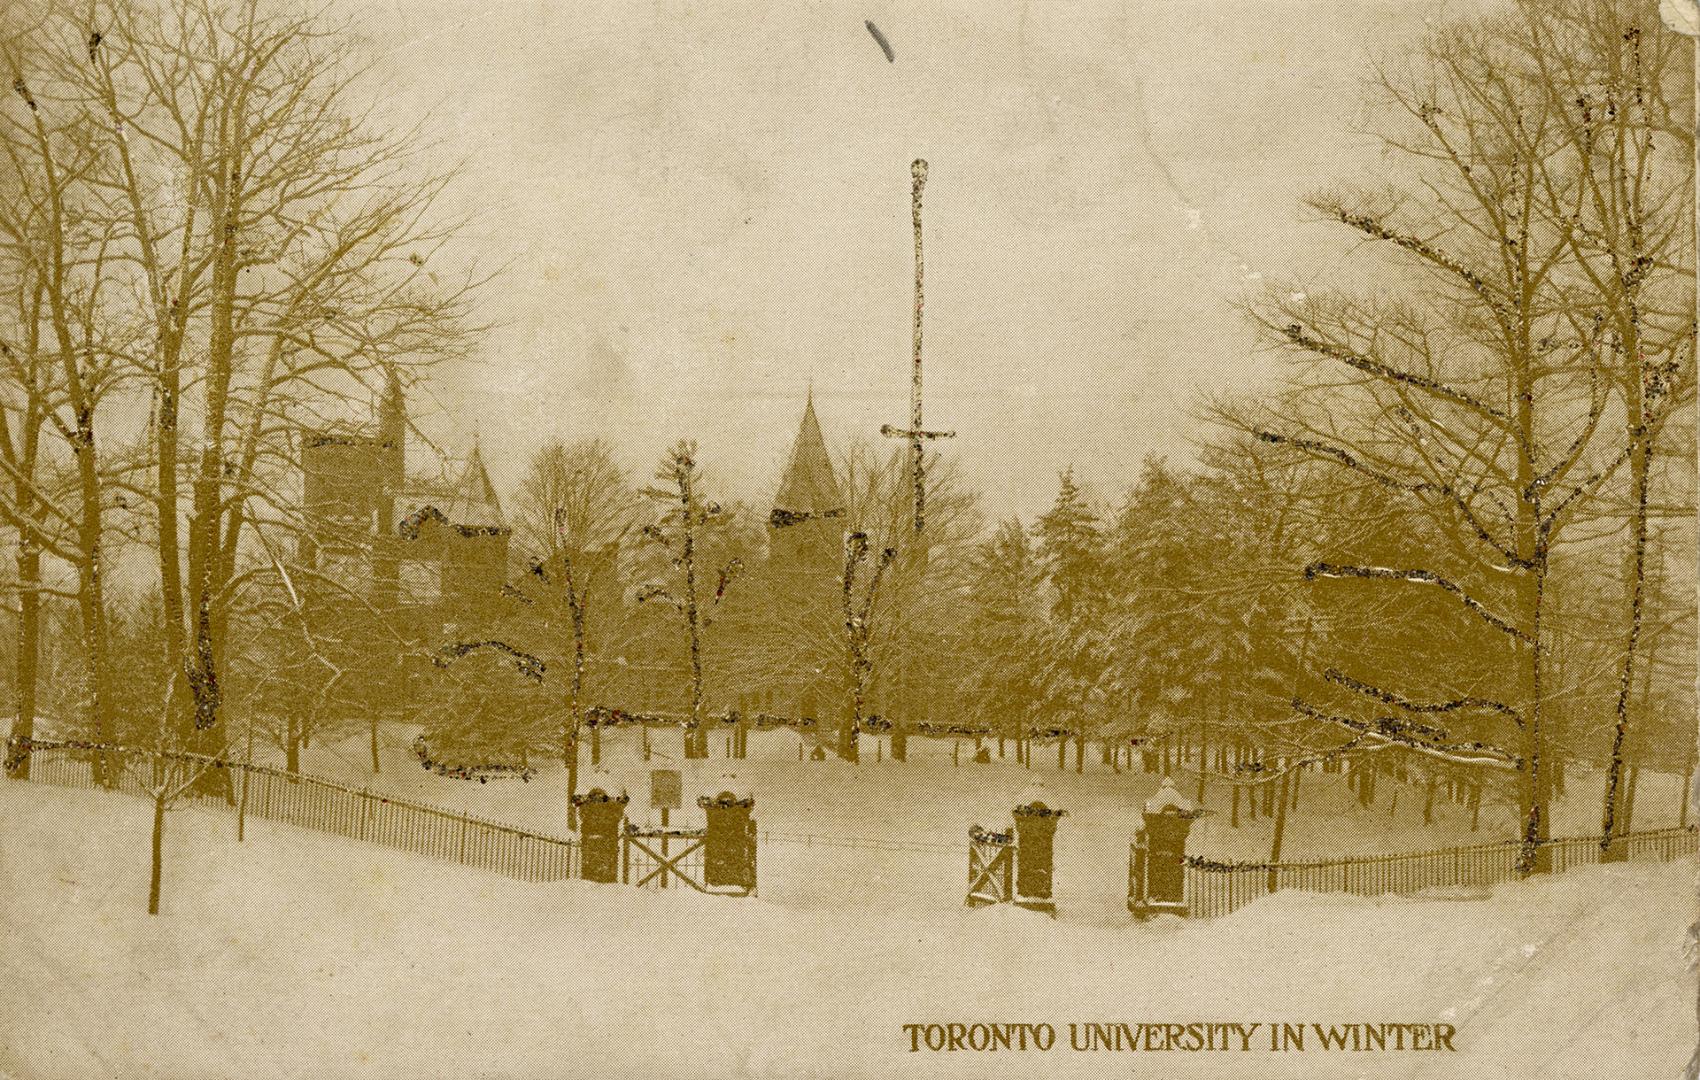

left=769, top=389, right=845, bottom=573
left=436, top=441, right=511, bottom=615
left=378, top=368, right=407, bottom=493
left=371, top=371, right=407, bottom=610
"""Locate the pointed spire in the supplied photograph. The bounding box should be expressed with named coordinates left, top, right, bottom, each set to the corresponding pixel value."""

left=378, top=368, right=406, bottom=489
left=775, top=390, right=842, bottom=517
left=445, top=439, right=505, bottom=529
left=380, top=367, right=405, bottom=437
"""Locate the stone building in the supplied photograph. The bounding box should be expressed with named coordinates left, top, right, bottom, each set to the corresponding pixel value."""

left=297, top=372, right=511, bottom=632
left=726, top=391, right=848, bottom=726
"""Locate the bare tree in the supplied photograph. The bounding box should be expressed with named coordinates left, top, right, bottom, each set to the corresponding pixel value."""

left=510, top=437, right=632, bottom=822
left=0, top=25, right=136, bottom=782
left=636, top=440, right=740, bottom=759
left=513, top=437, right=630, bottom=563
left=1511, top=0, right=1695, bottom=857
left=837, top=530, right=895, bottom=762
left=1228, top=5, right=1686, bottom=871
left=56, top=0, right=480, bottom=783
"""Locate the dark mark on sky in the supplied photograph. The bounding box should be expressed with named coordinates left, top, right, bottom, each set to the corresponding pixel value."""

left=865, top=20, right=894, bottom=62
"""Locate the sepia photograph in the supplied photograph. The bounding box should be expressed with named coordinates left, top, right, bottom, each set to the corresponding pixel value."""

left=0, top=1, right=1696, bottom=1077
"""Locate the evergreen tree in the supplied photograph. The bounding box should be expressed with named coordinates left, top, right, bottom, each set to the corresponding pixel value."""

left=1032, top=470, right=1111, bottom=760
left=1102, top=458, right=1220, bottom=789
left=959, top=519, right=1044, bottom=745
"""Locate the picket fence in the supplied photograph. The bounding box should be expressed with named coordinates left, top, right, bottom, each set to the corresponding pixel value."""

left=15, top=740, right=580, bottom=884
left=1183, top=825, right=1698, bottom=919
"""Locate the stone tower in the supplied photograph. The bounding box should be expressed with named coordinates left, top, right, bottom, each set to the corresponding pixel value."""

left=761, top=391, right=846, bottom=724
left=433, top=441, right=510, bottom=613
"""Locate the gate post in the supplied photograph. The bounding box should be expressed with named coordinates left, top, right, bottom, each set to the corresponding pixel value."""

left=698, top=775, right=757, bottom=894
left=1012, top=784, right=1065, bottom=913
left=1129, top=777, right=1198, bottom=919
left=572, top=776, right=629, bottom=884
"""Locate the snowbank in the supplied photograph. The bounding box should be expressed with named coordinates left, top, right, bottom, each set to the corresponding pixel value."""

left=1, top=780, right=1693, bottom=1080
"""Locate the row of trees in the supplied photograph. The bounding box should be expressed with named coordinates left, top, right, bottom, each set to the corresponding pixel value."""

left=427, top=0, right=1696, bottom=877
left=0, top=0, right=1691, bottom=887
left=953, top=0, right=1696, bottom=870
left=0, top=0, right=477, bottom=805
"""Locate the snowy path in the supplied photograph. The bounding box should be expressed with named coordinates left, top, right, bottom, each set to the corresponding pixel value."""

left=2, top=780, right=1693, bottom=1080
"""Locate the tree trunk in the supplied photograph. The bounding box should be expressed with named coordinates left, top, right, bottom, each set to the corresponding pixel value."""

left=1601, top=278, right=1655, bottom=859
left=1681, top=762, right=1693, bottom=829
left=3, top=385, right=46, bottom=781
left=1423, top=776, right=1436, bottom=825
left=75, top=560, right=114, bottom=786
left=1195, top=716, right=1208, bottom=806
left=683, top=503, right=707, bottom=760
left=1266, top=772, right=1291, bottom=894
left=1621, top=764, right=1640, bottom=836
left=1230, top=783, right=1240, bottom=828
left=1075, top=734, right=1084, bottom=774
left=369, top=718, right=380, bottom=774
left=148, top=790, right=167, bottom=916
left=7, top=542, right=39, bottom=780
left=567, top=615, right=586, bottom=828
left=839, top=710, right=860, bottom=764
left=565, top=725, right=580, bottom=831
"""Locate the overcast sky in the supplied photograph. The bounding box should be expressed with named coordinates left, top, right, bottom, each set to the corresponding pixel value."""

left=355, top=0, right=1453, bottom=523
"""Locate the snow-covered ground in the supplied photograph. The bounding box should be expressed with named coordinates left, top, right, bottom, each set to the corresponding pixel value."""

left=280, top=725, right=1690, bottom=926
left=2, top=779, right=1694, bottom=1080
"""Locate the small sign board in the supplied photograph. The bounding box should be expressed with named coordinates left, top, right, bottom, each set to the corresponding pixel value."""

left=650, top=768, right=682, bottom=810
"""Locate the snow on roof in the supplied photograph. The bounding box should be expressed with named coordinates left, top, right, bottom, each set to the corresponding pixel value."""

left=1015, top=781, right=1054, bottom=811
left=706, top=773, right=752, bottom=802
left=581, top=769, right=627, bottom=800
left=400, top=442, right=508, bottom=532
left=1144, top=777, right=1195, bottom=815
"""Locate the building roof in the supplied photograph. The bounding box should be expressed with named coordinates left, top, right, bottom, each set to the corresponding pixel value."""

left=441, top=443, right=505, bottom=530
left=773, top=391, right=844, bottom=518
